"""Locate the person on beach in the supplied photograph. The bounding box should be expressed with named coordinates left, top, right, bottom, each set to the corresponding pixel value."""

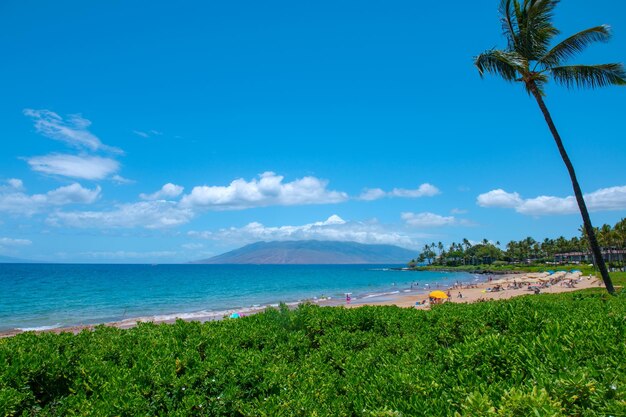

left=346, top=293, right=351, bottom=304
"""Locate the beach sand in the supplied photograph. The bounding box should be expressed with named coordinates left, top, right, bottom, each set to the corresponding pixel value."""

left=0, top=271, right=604, bottom=338
left=348, top=271, right=602, bottom=308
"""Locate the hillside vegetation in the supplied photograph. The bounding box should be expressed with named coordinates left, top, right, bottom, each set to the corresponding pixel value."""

left=1, top=286, right=625, bottom=416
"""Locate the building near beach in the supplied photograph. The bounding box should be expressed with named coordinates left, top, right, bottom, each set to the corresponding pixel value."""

left=554, top=249, right=626, bottom=264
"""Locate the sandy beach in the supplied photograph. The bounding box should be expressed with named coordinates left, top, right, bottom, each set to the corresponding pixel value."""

left=349, top=270, right=602, bottom=308
left=0, top=271, right=603, bottom=338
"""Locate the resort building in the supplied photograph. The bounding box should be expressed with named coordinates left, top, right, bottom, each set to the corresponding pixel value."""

left=554, top=249, right=626, bottom=264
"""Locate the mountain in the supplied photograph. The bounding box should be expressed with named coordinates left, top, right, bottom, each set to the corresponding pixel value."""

left=193, top=240, right=416, bottom=264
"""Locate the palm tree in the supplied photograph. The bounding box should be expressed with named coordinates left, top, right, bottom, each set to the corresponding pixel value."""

left=615, top=218, right=626, bottom=250
left=475, top=0, right=625, bottom=294
left=599, top=224, right=614, bottom=263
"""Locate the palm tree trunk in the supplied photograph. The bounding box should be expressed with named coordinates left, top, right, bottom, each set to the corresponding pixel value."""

left=529, top=82, right=616, bottom=294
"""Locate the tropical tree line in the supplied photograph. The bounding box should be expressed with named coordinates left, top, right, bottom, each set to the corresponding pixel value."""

left=410, top=218, right=626, bottom=267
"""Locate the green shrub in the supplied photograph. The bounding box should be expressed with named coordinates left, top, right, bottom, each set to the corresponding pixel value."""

left=1, top=290, right=625, bottom=416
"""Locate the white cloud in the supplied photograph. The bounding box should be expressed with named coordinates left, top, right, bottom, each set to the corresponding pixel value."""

left=180, top=172, right=348, bottom=210
left=359, top=188, right=387, bottom=201
left=111, top=175, right=134, bottom=184
left=517, top=196, right=577, bottom=215
left=48, top=201, right=194, bottom=229
left=26, top=154, right=120, bottom=180
left=45, top=173, right=413, bottom=231
left=584, top=186, right=626, bottom=211
left=0, top=194, right=43, bottom=216
left=189, top=214, right=418, bottom=248
left=7, top=179, right=24, bottom=190
left=0, top=183, right=101, bottom=216
left=450, top=208, right=467, bottom=215
left=182, top=243, right=204, bottom=250
left=477, top=185, right=626, bottom=215
left=477, top=189, right=524, bottom=209
left=391, top=183, right=440, bottom=198
left=133, top=130, right=163, bottom=138
left=0, top=237, right=32, bottom=246
left=24, top=109, right=122, bottom=154
left=358, top=183, right=440, bottom=201
left=402, top=212, right=457, bottom=228
left=45, top=183, right=101, bottom=205
left=140, top=183, right=184, bottom=200
left=133, top=130, right=150, bottom=138
left=23, top=109, right=127, bottom=181
left=0, top=178, right=24, bottom=192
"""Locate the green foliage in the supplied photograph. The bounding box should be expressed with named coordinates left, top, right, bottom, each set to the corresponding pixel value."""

left=411, top=218, right=626, bottom=270
left=611, top=271, right=626, bottom=287
left=1, top=292, right=626, bottom=416
left=474, top=0, right=626, bottom=94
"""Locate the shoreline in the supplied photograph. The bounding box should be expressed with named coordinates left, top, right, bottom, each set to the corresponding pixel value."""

left=0, top=271, right=602, bottom=338
left=349, top=270, right=602, bottom=308
left=393, top=267, right=518, bottom=275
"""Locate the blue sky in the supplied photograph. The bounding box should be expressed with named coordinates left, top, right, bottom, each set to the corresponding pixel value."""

left=1, top=0, right=625, bottom=263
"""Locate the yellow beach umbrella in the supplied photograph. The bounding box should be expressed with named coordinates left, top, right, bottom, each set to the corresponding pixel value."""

left=429, top=290, right=448, bottom=299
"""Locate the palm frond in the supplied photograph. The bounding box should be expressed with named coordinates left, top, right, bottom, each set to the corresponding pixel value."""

left=513, top=0, right=527, bottom=51
left=530, top=0, right=560, bottom=49
left=499, top=0, right=519, bottom=49
left=551, top=64, right=626, bottom=89
left=539, top=25, right=612, bottom=68
left=517, top=0, right=560, bottom=59
left=513, top=0, right=523, bottom=23
left=474, top=49, right=526, bottom=82
left=527, top=0, right=560, bottom=22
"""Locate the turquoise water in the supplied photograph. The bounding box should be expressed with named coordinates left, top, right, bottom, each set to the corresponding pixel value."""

left=0, top=264, right=477, bottom=332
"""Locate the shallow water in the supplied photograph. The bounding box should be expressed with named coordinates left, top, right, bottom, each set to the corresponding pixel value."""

left=0, top=263, right=476, bottom=331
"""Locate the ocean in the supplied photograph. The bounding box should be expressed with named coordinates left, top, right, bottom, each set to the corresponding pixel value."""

left=0, top=264, right=477, bottom=332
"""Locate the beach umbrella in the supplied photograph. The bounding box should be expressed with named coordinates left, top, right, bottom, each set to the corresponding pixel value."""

left=429, top=290, right=448, bottom=299
left=229, top=312, right=240, bottom=319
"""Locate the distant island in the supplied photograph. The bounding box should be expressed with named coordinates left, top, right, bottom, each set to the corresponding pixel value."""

left=192, top=240, right=417, bottom=264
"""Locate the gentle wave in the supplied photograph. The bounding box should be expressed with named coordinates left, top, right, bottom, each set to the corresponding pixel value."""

left=117, top=301, right=307, bottom=326
left=1, top=264, right=477, bottom=331
left=17, top=324, right=62, bottom=332
left=361, top=290, right=402, bottom=299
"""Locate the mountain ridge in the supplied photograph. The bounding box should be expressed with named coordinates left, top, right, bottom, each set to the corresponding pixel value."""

left=192, top=240, right=416, bottom=264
